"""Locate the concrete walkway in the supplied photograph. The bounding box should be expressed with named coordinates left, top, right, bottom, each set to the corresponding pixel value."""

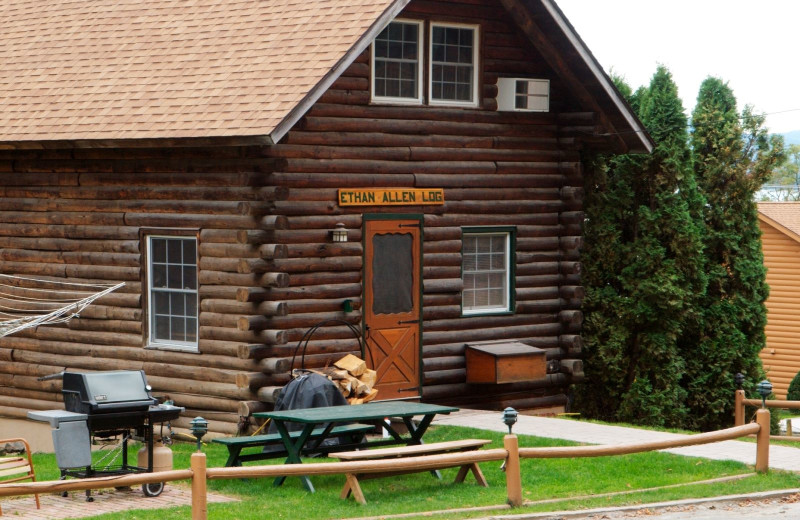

left=433, top=409, right=800, bottom=472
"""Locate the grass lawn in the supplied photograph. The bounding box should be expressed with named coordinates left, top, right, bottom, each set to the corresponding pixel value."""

left=25, top=425, right=800, bottom=520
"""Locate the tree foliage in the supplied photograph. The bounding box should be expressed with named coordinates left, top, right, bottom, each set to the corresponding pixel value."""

left=681, top=78, right=784, bottom=430
left=575, top=67, right=705, bottom=427
left=576, top=71, right=783, bottom=430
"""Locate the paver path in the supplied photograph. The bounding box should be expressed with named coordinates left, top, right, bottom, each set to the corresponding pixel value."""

left=433, top=409, right=800, bottom=472
left=0, top=483, right=236, bottom=519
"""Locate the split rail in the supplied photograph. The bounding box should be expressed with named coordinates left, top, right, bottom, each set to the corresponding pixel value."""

left=0, top=413, right=770, bottom=520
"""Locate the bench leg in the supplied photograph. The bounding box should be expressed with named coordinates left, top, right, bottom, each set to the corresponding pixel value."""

left=454, top=463, right=488, bottom=487
left=342, top=473, right=366, bottom=505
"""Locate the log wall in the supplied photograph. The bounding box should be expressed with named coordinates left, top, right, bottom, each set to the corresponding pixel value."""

left=0, top=0, right=596, bottom=432
left=257, top=0, right=589, bottom=411
left=759, top=220, right=800, bottom=398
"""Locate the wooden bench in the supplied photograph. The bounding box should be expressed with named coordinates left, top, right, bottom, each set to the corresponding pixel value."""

left=212, top=423, right=374, bottom=467
left=0, top=438, right=40, bottom=516
left=332, top=438, right=491, bottom=504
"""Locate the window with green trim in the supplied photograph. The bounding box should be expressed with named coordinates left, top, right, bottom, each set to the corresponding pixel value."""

left=462, top=230, right=513, bottom=314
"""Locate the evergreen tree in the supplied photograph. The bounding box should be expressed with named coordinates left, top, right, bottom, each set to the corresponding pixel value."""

left=576, top=67, right=706, bottom=427
left=683, top=78, right=785, bottom=430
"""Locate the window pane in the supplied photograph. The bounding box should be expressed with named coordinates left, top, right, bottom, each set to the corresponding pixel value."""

left=183, top=265, right=197, bottom=290
left=171, top=292, right=185, bottom=315
left=171, top=317, right=185, bottom=341
left=152, top=264, right=166, bottom=288
left=167, top=239, right=182, bottom=263
left=186, top=318, right=197, bottom=342
left=154, top=292, right=169, bottom=314
left=167, top=265, right=182, bottom=289
left=152, top=239, right=166, bottom=263
left=155, top=316, right=170, bottom=340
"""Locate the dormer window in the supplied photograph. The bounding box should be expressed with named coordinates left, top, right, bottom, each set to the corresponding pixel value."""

left=372, top=20, right=423, bottom=104
left=371, top=20, right=479, bottom=108
left=430, top=23, right=478, bottom=106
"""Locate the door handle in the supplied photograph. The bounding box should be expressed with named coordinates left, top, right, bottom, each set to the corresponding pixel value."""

left=398, top=319, right=419, bottom=324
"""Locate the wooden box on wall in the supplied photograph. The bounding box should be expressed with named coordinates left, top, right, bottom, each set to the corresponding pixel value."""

left=465, top=342, right=546, bottom=384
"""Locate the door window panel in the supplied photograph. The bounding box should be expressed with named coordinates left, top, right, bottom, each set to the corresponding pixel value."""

left=371, top=233, right=413, bottom=314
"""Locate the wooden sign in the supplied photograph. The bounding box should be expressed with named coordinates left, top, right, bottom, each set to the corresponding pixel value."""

left=338, top=188, right=444, bottom=206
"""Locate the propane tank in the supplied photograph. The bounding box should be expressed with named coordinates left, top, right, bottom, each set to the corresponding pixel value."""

left=138, top=439, right=173, bottom=473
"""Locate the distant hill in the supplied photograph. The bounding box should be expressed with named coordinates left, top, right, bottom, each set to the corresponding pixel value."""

left=782, top=130, right=800, bottom=146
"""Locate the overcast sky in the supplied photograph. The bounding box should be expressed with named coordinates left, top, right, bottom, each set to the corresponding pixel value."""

left=555, top=0, right=800, bottom=134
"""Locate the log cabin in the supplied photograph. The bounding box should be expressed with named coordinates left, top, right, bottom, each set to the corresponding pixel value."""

left=0, top=0, right=653, bottom=434
left=758, top=202, right=800, bottom=398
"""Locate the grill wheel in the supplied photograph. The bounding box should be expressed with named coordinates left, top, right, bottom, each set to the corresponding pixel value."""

left=142, top=482, right=164, bottom=497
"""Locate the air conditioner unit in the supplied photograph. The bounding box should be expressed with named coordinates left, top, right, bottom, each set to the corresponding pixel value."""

left=496, top=78, right=549, bottom=112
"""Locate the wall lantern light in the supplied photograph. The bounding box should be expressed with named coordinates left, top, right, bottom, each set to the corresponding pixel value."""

left=331, top=223, right=348, bottom=243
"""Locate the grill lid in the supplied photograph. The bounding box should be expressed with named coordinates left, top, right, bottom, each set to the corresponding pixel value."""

left=63, top=370, right=157, bottom=414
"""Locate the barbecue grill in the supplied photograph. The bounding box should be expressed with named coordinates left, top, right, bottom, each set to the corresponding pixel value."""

left=29, top=370, right=183, bottom=498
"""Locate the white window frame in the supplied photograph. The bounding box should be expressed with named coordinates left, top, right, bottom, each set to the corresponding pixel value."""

left=146, top=235, right=199, bottom=352
left=429, top=22, right=480, bottom=108
left=461, top=230, right=513, bottom=315
left=371, top=19, right=425, bottom=105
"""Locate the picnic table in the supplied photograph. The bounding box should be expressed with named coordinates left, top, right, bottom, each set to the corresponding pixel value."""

left=253, top=401, right=458, bottom=491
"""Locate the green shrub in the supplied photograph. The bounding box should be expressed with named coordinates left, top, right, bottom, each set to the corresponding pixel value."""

left=787, top=371, right=800, bottom=402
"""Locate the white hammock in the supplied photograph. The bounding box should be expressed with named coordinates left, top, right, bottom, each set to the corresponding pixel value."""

left=0, top=274, right=125, bottom=338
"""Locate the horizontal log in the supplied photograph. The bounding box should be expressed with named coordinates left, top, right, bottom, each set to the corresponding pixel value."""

left=260, top=215, right=289, bottom=230
left=235, top=372, right=290, bottom=390
left=12, top=326, right=142, bottom=347
left=269, top=283, right=362, bottom=301
left=258, top=244, right=289, bottom=260
left=0, top=248, right=139, bottom=267
left=238, top=400, right=270, bottom=416
left=423, top=322, right=562, bottom=345
left=155, top=392, right=243, bottom=414
left=257, top=357, right=292, bottom=374
left=256, top=386, right=283, bottom=403
left=200, top=326, right=286, bottom=345
left=286, top=242, right=363, bottom=258
left=147, top=375, right=254, bottom=401
left=198, top=242, right=260, bottom=259
left=200, top=299, right=288, bottom=317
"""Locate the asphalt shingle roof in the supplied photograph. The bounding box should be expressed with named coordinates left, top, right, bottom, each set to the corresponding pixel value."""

left=0, top=0, right=396, bottom=142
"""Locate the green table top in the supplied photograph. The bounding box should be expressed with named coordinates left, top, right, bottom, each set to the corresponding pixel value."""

left=253, top=401, right=458, bottom=423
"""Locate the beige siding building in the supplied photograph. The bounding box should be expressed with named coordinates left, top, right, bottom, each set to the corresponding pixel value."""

left=758, top=202, right=800, bottom=398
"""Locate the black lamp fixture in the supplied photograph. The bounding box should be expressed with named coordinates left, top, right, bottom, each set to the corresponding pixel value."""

left=190, top=416, right=209, bottom=451
left=734, top=372, right=745, bottom=389
left=502, top=407, right=518, bottom=434
left=756, top=380, right=773, bottom=409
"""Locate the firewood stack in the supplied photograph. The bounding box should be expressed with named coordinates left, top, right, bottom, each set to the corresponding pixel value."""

left=309, top=354, right=378, bottom=404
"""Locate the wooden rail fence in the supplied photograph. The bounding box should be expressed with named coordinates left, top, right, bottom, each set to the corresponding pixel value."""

left=0, top=416, right=770, bottom=519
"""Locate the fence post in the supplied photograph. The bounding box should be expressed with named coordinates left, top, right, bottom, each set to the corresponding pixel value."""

left=734, top=389, right=744, bottom=426
left=191, top=452, right=208, bottom=520
left=755, top=408, right=770, bottom=473
left=504, top=434, right=522, bottom=507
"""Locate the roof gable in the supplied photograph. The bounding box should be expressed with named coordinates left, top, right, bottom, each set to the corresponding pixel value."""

left=758, top=202, right=800, bottom=244
left=0, top=0, right=650, bottom=152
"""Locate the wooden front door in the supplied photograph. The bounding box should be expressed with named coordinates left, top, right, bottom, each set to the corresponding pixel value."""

left=363, top=218, right=422, bottom=400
